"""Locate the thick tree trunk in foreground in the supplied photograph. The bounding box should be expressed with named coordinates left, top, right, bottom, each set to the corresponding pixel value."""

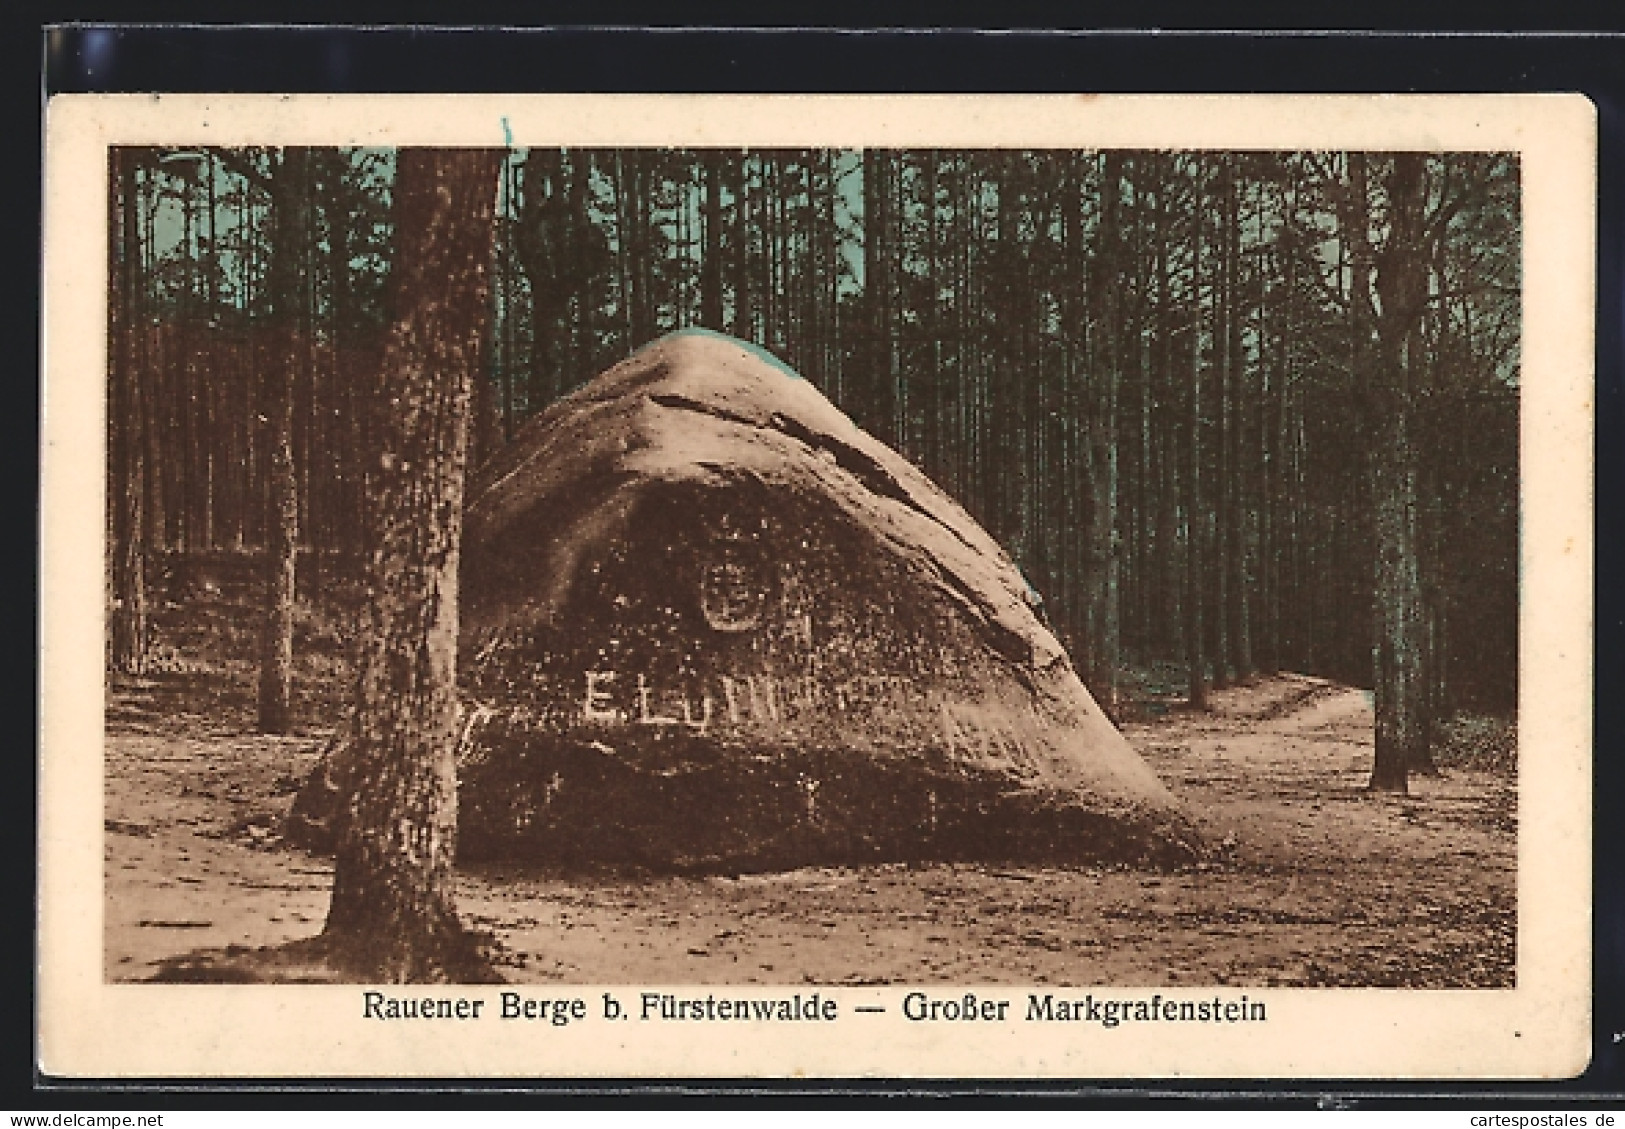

left=1368, top=383, right=1426, bottom=792
left=1346, top=152, right=1434, bottom=793
left=322, top=148, right=503, bottom=982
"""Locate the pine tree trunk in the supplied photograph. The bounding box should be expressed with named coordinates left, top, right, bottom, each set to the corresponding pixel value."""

left=1153, top=173, right=1182, bottom=659
left=1086, top=152, right=1125, bottom=714
left=1185, top=321, right=1209, bottom=711
left=701, top=150, right=724, bottom=330
left=257, top=147, right=310, bottom=735
left=886, top=154, right=906, bottom=454
left=1209, top=159, right=1233, bottom=690
left=500, top=159, right=520, bottom=439
left=924, top=151, right=943, bottom=477
left=763, top=154, right=780, bottom=351
left=1350, top=152, right=1434, bottom=792
left=730, top=154, right=752, bottom=341
left=1368, top=379, right=1425, bottom=791
left=1259, top=183, right=1285, bottom=675
left=323, top=148, right=504, bottom=982
left=1184, top=167, right=1210, bottom=710
left=1223, top=161, right=1254, bottom=682
left=610, top=152, right=634, bottom=351
left=1413, top=408, right=1444, bottom=777
left=823, top=152, right=843, bottom=404
left=109, top=148, right=149, bottom=675
left=139, top=168, right=167, bottom=560
left=862, top=149, right=891, bottom=442
left=630, top=151, right=655, bottom=345
left=569, top=151, right=595, bottom=386
left=257, top=348, right=298, bottom=732
left=1135, top=292, right=1153, bottom=660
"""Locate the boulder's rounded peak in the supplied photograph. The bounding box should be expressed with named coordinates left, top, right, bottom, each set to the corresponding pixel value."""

left=564, top=328, right=844, bottom=435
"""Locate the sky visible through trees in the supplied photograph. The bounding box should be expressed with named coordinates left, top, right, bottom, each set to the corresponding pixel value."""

left=107, top=145, right=1521, bottom=787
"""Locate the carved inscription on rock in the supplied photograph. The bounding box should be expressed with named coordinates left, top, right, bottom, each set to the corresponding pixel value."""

left=570, top=667, right=1044, bottom=762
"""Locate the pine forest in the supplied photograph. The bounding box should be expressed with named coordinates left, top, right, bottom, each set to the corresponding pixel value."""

left=105, top=145, right=1521, bottom=792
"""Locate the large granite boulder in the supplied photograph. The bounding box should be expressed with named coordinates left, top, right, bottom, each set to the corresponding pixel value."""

left=290, top=330, right=1202, bottom=870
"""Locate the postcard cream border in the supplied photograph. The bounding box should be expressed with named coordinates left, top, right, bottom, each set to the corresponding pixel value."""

left=39, top=93, right=1596, bottom=1079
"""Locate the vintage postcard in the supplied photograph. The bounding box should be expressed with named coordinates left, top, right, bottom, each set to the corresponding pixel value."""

left=40, top=93, right=1594, bottom=1079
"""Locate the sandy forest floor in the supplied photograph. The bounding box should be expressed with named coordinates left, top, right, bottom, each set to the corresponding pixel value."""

left=104, top=631, right=1517, bottom=988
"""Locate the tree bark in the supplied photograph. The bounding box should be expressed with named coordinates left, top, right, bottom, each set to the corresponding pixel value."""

left=109, top=147, right=149, bottom=675
left=322, top=148, right=504, bottom=982
left=257, top=147, right=311, bottom=734
left=1152, top=173, right=1182, bottom=660
left=516, top=149, right=564, bottom=408
left=863, top=149, right=902, bottom=449
left=729, top=153, right=752, bottom=341
left=700, top=150, right=724, bottom=330
left=1184, top=161, right=1210, bottom=709
left=1085, top=152, right=1125, bottom=713
left=1222, top=159, right=1254, bottom=683
left=139, top=167, right=167, bottom=558
left=1368, top=379, right=1425, bottom=792
left=1343, top=152, right=1433, bottom=793
left=628, top=150, right=655, bottom=346
left=568, top=151, right=595, bottom=387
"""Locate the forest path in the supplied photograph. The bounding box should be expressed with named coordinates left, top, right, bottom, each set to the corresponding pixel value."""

left=104, top=673, right=1514, bottom=987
